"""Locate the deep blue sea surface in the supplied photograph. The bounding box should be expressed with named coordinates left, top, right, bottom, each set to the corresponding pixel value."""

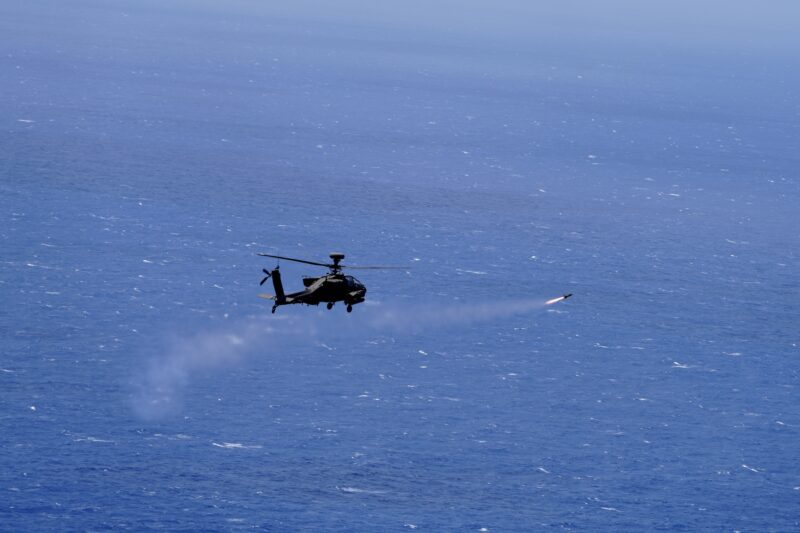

left=2, top=1, right=799, bottom=530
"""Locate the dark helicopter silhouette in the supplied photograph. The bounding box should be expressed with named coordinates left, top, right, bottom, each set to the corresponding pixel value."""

left=258, top=252, right=407, bottom=313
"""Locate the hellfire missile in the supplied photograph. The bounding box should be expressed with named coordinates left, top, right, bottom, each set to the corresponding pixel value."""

left=545, top=293, right=573, bottom=305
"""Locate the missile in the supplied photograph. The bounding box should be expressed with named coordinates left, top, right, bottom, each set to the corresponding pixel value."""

left=545, top=293, right=573, bottom=305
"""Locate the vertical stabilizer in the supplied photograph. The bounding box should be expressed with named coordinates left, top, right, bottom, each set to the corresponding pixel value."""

left=271, top=269, right=286, bottom=303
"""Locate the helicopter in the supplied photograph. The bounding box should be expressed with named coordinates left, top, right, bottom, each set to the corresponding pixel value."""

left=258, top=252, right=407, bottom=313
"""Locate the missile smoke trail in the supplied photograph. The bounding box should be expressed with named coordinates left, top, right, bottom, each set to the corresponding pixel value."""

left=131, top=295, right=571, bottom=419
left=365, top=298, right=556, bottom=333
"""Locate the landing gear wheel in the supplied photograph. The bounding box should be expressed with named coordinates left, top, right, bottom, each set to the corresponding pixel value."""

left=327, top=302, right=334, bottom=310
left=346, top=304, right=353, bottom=313
left=271, top=305, right=277, bottom=314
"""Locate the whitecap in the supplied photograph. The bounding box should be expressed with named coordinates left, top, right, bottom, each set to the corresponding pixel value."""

left=68, top=432, right=114, bottom=443
left=337, top=486, right=386, bottom=495
left=85, top=436, right=115, bottom=443
left=212, top=442, right=262, bottom=449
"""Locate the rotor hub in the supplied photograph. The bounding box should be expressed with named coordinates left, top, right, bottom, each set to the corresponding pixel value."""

left=329, top=252, right=345, bottom=272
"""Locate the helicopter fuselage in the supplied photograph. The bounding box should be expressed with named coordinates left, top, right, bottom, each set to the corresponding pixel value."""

left=258, top=252, right=403, bottom=314
left=260, top=268, right=366, bottom=313
left=294, top=273, right=366, bottom=305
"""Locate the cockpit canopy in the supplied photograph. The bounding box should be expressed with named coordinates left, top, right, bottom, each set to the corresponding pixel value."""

left=344, top=275, right=364, bottom=290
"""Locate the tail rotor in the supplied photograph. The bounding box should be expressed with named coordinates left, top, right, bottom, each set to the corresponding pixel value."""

left=260, top=264, right=279, bottom=286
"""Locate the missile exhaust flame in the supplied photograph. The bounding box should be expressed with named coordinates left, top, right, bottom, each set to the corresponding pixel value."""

left=545, top=293, right=573, bottom=306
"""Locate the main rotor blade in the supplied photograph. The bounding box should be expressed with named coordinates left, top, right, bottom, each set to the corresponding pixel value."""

left=341, top=265, right=410, bottom=270
left=257, top=253, right=332, bottom=268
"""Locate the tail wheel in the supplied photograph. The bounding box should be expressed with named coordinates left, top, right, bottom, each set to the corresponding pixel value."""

left=346, top=304, right=353, bottom=313
left=271, top=305, right=277, bottom=314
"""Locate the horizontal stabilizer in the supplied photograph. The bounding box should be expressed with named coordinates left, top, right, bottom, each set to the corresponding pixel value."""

left=258, top=293, right=275, bottom=300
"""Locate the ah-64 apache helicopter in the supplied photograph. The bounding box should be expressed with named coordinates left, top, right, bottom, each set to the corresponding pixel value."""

left=258, top=252, right=407, bottom=314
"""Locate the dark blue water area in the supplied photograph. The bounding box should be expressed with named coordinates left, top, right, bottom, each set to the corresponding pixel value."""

left=2, top=1, right=799, bottom=530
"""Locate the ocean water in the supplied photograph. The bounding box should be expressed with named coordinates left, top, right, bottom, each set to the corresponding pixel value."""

left=2, top=1, right=799, bottom=530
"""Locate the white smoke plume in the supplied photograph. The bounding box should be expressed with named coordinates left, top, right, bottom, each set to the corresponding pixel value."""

left=132, top=297, right=559, bottom=419
left=131, top=317, right=311, bottom=419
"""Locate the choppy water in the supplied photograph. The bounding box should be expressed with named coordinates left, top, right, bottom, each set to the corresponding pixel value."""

left=2, top=1, right=799, bottom=530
